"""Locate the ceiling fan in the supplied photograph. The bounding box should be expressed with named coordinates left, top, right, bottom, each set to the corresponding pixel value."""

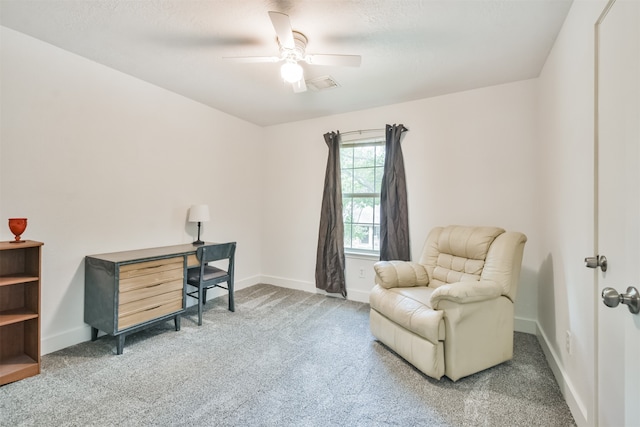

left=223, top=11, right=362, bottom=93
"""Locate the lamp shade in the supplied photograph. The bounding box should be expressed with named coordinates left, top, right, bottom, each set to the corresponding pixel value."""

left=188, top=205, right=210, bottom=223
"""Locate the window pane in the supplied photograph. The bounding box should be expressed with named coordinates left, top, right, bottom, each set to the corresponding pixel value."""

left=353, top=167, right=376, bottom=193
left=373, top=225, right=380, bottom=251
left=352, top=197, right=375, bottom=223
left=352, top=225, right=372, bottom=250
left=373, top=199, right=381, bottom=225
left=375, top=145, right=386, bottom=166
left=342, top=197, right=353, bottom=223
left=354, top=146, right=375, bottom=168
left=340, top=146, right=353, bottom=168
left=374, top=165, right=384, bottom=193
left=341, top=168, right=353, bottom=193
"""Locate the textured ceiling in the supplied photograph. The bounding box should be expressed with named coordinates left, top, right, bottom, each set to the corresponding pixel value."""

left=0, top=0, right=573, bottom=126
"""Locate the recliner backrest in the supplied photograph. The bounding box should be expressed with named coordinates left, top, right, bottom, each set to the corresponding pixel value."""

left=419, top=225, right=505, bottom=288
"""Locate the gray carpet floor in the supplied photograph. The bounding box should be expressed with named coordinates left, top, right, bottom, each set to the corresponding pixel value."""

left=1, top=283, right=575, bottom=426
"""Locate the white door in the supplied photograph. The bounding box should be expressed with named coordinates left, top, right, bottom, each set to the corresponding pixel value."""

left=596, top=0, right=640, bottom=426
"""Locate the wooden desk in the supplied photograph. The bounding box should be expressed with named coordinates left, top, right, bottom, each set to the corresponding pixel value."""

left=84, top=243, right=205, bottom=354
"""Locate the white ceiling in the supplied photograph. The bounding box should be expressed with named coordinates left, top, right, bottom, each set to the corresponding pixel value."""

left=0, top=0, right=573, bottom=126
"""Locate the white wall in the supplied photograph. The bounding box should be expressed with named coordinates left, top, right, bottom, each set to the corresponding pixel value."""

left=261, top=79, right=540, bottom=331
left=536, top=1, right=607, bottom=426
left=0, top=27, right=264, bottom=354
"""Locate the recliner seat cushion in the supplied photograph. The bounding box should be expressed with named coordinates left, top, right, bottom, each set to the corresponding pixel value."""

left=369, top=285, right=444, bottom=344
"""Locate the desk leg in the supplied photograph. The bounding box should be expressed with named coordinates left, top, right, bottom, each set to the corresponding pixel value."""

left=91, top=327, right=99, bottom=342
left=116, top=335, right=125, bottom=355
left=174, top=314, right=181, bottom=331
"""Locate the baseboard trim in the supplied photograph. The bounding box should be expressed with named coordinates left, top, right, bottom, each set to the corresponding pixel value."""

left=536, top=323, right=589, bottom=427
left=42, top=326, right=90, bottom=356
left=259, top=275, right=314, bottom=293
left=514, top=317, right=537, bottom=334
left=259, top=275, right=371, bottom=303
left=342, top=288, right=369, bottom=303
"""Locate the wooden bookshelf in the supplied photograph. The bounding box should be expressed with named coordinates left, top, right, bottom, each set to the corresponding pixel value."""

left=0, top=240, right=43, bottom=386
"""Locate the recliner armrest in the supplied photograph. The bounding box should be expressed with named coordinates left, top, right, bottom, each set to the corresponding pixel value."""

left=374, top=261, right=429, bottom=289
left=429, top=280, right=503, bottom=309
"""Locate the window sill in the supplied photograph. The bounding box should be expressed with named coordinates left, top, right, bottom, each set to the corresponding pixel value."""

left=345, top=251, right=379, bottom=261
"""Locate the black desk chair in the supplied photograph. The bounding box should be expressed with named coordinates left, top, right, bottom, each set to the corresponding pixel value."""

left=186, top=242, right=236, bottom=326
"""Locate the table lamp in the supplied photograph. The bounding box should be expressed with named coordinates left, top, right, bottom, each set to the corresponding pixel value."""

left=188, top=204, right=210, bottom=245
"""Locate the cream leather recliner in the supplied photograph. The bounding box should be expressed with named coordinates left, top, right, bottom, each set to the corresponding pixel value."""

left=369, top=225, right=527, bottom=381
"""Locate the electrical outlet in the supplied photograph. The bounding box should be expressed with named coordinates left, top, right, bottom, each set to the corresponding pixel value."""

left=359, top=268, right=365, bottom=278
left=565, top=330, right=572, bottom=355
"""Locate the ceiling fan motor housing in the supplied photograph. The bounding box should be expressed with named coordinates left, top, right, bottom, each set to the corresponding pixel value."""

left=280, top=31, right=308, bottom=61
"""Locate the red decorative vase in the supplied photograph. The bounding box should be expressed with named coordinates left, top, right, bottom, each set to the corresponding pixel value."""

left=8, top=218, right=27, bottom=243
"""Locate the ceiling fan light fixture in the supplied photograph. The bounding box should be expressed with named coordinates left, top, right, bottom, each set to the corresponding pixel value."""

left=281, top=61, right=303, bottom=83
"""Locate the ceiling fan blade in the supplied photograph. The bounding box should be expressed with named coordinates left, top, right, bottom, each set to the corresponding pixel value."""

left=305, top=54, right=362, bottom=67
left=222, top=56, right=281, bottom=63
left=268, top=11, right=295, bottom=49
left=292, top=78, right=307, bottom=93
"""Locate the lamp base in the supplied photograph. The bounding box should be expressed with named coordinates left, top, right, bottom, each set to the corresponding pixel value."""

left=192, top=221, right=204, bottom=246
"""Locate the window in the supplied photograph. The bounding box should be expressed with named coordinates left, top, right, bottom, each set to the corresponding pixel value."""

left=341, top=137, right=385, bottom=253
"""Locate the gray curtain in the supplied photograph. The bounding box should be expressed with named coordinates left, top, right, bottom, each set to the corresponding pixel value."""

left=379, top=124, right=410, bottom=261
left=315, top=131, right=347, bottom=297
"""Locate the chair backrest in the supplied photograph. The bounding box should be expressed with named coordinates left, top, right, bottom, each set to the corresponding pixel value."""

left=418, top=225, right=527, bottom=301
left=196, top=242, right=236, bottom=265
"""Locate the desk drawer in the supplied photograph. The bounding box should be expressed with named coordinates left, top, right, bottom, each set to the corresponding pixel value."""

left=119, top=257, right=183, bottom=293
left=117, top=256, right=184, bottom=331
left=119, top=278, right=183, bottom=305
left=118, top=290, right=183, bottom=330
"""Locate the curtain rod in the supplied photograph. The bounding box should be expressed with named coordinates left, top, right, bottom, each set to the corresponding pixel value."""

left=340, top=128, right=385, bottom=136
